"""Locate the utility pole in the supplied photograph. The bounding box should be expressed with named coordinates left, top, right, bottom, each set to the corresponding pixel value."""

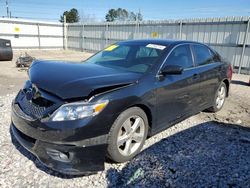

left=6, top=0, right=9, bottom=18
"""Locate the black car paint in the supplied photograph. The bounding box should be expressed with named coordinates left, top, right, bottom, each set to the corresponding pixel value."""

left=11, top=39, right=230, bottom=175
left=0, top=38, right=13, bottom=61
left=29, top=60, right=141, bottom=99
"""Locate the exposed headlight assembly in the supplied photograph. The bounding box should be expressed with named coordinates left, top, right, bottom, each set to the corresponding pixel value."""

left=50, top=100, right=109, bottom=121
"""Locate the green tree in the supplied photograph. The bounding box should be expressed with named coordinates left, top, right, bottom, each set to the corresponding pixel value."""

left=116, top=8, right=129, bottom=21
left=105, top=9, right=118, bottom=22
left=60, top=8, right=80, bottom=23
left=105, top=8, right=142, bottom=22
left=129, top=12, right=143, bottom=21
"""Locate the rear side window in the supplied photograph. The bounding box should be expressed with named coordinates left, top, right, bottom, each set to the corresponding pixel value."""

left=193, top=45, right=214, bottom=66
left=165, top=45, right=194, bottom=69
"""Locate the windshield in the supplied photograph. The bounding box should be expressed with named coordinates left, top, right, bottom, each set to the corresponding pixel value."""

left=84, top=43, right=167, bottom=73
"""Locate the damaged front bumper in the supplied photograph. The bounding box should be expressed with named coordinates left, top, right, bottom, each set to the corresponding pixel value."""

left=11, top=124, right=107, bottom=175
left=11, top=91, right=110, bottom=175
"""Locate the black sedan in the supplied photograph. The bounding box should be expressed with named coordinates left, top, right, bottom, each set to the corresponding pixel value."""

left=11, top=39, right=232, bottom=175
left=0, top=38, right=13, bottom=61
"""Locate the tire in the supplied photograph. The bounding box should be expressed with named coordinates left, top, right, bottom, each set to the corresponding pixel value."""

left=208, top=82, right=227, bottom=112
left=107, top=107, right=148, bottom=163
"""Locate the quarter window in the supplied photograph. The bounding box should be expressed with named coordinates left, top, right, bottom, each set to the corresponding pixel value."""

left=165, top=45, right=193, bottom=69
left=193, top=45, right=214, bottom=66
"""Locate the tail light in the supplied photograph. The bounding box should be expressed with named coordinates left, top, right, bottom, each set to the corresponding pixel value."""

left=228, top=64, right=233, bottom=81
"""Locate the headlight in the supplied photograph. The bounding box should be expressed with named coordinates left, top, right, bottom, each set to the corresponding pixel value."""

left=50, top=100, right=109, bottom=121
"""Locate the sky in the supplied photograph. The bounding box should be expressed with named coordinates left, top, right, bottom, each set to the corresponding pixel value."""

left=0, top=0, right=250, bottom=22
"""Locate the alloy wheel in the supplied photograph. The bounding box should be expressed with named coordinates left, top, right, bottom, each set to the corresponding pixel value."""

left=216, top=85, right=226, bottom=109
left=117, top=115, right=145, bottom=156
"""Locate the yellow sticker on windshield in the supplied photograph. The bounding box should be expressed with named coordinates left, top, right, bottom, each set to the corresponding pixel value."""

left=104, top=45, right=118, bottom=51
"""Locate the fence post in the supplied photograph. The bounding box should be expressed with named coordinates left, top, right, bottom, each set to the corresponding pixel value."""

left=179, top=20, right=183, bottom=40
left=63, top=15, right=68, bottom=50
left=105, top=22, right=108, bottom=46
left=133, top=22, right=137, bottom=39
left=238, top=17, right=250, bottom=74
left=137, top=21, right=140, bottom=39
left=82, top=23, right=85, bottom=51
left=37, top=23, right=41, bottom=49
left=134, top=19, right=139, bottom=39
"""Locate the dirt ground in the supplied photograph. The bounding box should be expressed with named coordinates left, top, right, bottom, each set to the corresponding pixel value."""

left=199, top=74, right=250, bottom=126
left=0, top=50, right=92, bottom=96
left=0, top=49, right=249, bottom=127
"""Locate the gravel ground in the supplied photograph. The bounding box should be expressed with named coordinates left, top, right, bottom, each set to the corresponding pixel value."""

left=0, top=94, right=204, bottom=188
left=0, top=92, right=250, bottom=187
left=0, top=50, right=249, bottom=187
left=108, top=122, right=250, bottom=187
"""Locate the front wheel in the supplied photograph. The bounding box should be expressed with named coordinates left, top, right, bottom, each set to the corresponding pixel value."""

left=208, top=82, right=227, bottom=112
left=107, top=107, right=148, bottom=163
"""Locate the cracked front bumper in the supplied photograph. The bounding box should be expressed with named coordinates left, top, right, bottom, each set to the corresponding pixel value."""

left=11, top=124, right=107, bottom=175
left=11, top=99, right=109, bottom=175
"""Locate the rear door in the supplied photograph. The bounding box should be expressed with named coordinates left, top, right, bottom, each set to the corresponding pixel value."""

left=155, top=44, right=201, bottom=131
left=191, top=44, right=222, bottom=109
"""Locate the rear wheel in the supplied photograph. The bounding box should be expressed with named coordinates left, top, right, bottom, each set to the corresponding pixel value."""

left=208, top=82, right=227, bottom=112
left=107, top=107, right=148, bottom=163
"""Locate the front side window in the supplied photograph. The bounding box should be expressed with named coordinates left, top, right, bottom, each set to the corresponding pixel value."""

left=193, top=45, right=214, bottom=66
left=84, top=43, right=167, bottom=73
left=164, top=45, right=193, bottom=69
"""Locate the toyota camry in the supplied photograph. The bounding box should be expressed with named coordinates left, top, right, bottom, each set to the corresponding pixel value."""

left=11, top=39, right=232, bottom=175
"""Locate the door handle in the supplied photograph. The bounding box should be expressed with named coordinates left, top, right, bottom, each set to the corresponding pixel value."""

left=192, top=73, right=200, bottom=80
left=177, top=94, right=189, bottom=100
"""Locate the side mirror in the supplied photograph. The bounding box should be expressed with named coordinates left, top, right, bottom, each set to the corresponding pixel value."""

left=160, top=65, right=183, bottom=75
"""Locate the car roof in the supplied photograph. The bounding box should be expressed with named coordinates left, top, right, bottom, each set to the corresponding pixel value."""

left=118, top=39, right=202, bottom=46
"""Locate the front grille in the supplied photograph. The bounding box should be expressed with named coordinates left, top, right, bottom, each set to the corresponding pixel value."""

left=17, top=90, right=58, bottom=119
left=19, top=96, right=47, bottom=118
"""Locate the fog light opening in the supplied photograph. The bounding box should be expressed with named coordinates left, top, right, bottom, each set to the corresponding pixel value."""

left=46, top=148, right=71, bottom=162
left=59, top=151, right=70, bottom=160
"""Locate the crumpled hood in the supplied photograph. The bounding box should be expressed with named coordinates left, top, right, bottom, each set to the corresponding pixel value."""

left=29, top=60, right=140, bottom=99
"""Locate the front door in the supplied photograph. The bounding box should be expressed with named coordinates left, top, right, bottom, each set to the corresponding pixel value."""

left=155, top=44, right=200, bottom=132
